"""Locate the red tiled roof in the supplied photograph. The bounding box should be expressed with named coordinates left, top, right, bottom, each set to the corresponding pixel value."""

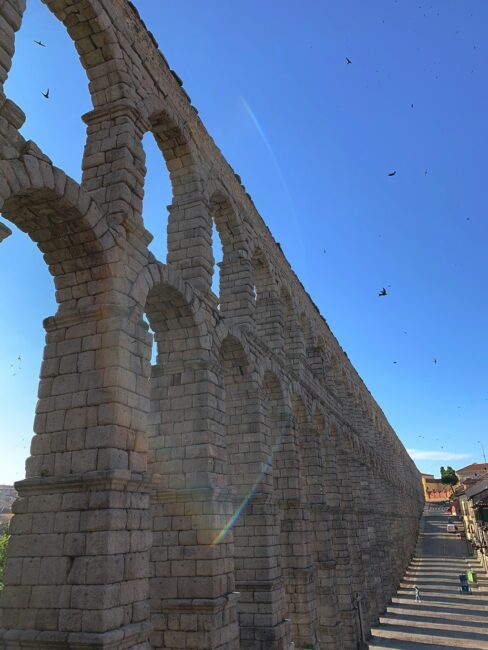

left=456, top=463, right=488, bottom=474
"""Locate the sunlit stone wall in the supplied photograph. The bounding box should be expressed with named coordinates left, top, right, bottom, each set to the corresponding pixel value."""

left=0, top=1, right=424, bottom=648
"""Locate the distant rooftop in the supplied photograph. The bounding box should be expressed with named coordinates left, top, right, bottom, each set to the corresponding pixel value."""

left=456, top=462, right=488, bottom=474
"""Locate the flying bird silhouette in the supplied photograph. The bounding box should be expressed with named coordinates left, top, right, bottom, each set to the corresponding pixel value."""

left=346, top=57, right=352, bottom=65
left=41, top=88, right=50, bottom=99
left=378, top=288, right=387, bottom=297
left=388, top=171, right=396, bottom=176
left=433, top=358, right=437, bottom=364
left=34, top=40, right=46, bottom=47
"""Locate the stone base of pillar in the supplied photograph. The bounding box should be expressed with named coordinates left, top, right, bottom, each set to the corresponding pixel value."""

left=235, top=577, right=291, bottom=649
left=318, top=620, right=342, bottom=650
left=150, top=592, right=240, bottom=650
left=0, top=622, right=151, bottom=649
left=284, top=566, right=318, bottom=648
left=239, top=618, right=291, bottom=650
left=0, top=471, right=152, bottom=650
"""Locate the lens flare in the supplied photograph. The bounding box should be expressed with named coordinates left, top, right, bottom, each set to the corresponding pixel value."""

left=210, top=416, right=289, bottom=546
left=240, top=97, right=295, bottom=212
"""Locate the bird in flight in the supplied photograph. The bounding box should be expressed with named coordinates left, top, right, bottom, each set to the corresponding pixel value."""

left=34, top=39, right=46, bottom=47
left=388, top=171, right=396, bottom=176
left=433, top=358, right=437, bottom=364
left=41, top=88, right=50, bottom=99
left=393, top=361, right=397, bottom=364
left=378, top=288, right=387, bottom=296
left=346, top=57, right=352, bottom=65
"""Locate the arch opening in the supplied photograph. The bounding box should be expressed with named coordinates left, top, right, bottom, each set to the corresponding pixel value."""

left=4, top=0, right=91, bottom=181
left=0, top=176, right=108, bottom=484
left=0, top=221, right=54, bottom=485
left=140, top=132, right=173, bottom=263
left=209, top=192, right=247, bottom=314
left=211, top=219, right=224, bottom=300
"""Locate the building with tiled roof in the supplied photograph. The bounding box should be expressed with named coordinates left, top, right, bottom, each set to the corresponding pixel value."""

left=456, top=463, right=488, bottom=481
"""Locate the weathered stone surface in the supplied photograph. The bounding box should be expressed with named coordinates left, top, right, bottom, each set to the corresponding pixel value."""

left=0, top=1, right=424, bottom=649
left=0, top=221, right=11, bottom=242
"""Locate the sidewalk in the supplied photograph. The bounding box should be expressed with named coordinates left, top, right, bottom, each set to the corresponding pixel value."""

left=368, top=505, right=488, bottom=649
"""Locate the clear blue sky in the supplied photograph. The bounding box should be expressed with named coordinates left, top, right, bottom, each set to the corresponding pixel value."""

left=1, top=0, right=487, bottom=484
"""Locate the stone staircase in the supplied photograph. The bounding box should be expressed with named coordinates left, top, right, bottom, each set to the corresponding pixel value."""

left=368, top=511, right=488, bottom=650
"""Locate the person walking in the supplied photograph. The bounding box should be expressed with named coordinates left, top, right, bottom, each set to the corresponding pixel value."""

left=414, top=585, right=421, bottom=603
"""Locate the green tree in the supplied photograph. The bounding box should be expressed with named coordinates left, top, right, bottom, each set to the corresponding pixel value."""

left=0, top=525, right=9, bottom=592
left=440, top=465, right=459, bottom=494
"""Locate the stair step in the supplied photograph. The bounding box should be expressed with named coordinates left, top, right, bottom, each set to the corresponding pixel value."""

left=370, top=624, right=488, bottom=648
left=368, top=512, right=488, bottom=649
left=403, top=572, right=474, bottom=577
left=391, top=596, right=488, bottom=611
left=379, top=613, right=488, bottom=633
left=386, top=605, right=488, bottom=624
left=368, top=638, right=485, bottom=650
left=401, top=580, right=488, bottom=589
left=396, top=589, right=488, bottom=602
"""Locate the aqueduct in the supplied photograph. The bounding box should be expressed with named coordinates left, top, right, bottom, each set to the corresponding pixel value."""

left=0, top=1, right=424, bottom=648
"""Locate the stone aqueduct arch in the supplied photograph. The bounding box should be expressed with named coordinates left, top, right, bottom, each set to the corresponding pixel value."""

left=0, top=1, right=424, bottom=649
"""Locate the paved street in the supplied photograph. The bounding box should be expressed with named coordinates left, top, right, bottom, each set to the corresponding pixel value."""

left=368, top=505, right=488, bottom=649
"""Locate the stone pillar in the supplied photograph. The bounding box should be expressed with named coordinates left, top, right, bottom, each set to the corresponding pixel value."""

left=307, top=345, right=328, bottom=384
left=166, top=196, right=214, bottom=295
left=148, top=358, right=239, bottom=650
left=234, top=494, right=290, bottom=650
left=285, top=318, right=306, bottom=374
left=255, top=289, right=284, bottom=361
left=368, top=469, right=392, bottom=614
left=0, top=305, right=152, bottom=649
left=277, top=415, right=318, bottom=648
left=0, top=91, right=26, bottom=160
left=219, top=251, right=255, bottom=328
left=331, top=438, right=361, bottom=648
left=223, top=371, right=290, bottom=650
left=0, top=0, right=25, bottom=86
left=354, top=456, right=382, bottom=628
left=309, top=421, right=341, bottom=649
left=81, top=103, right=148, bottom=237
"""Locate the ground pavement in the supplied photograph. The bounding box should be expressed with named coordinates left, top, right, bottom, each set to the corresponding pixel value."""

left=368, top=504, right=488, bottom=649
